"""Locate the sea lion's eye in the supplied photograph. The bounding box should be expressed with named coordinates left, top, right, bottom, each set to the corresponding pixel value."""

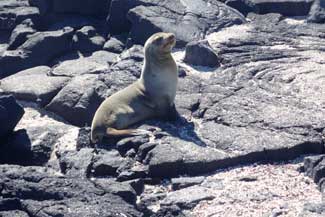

left=155, top=36, right=163, bottom=44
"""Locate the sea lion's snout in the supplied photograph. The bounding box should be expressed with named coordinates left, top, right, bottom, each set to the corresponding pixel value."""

left=166, top=33, right=175, bottom=42
left=163, top=33, right=176, bottom=49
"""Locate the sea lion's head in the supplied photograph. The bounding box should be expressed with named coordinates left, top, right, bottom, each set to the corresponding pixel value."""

left=144, top=32, right=176, bottom=57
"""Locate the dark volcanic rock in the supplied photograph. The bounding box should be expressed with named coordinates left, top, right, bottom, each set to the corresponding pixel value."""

left=0, top=95, right=24, bottom=140
left=76, top=126, right=92, bottom=150
left=226, top=0, right=314, bottom=16
left=0, top=27, right=74, bottom=78
left=57, top=148, right=94, bottom=177
left=46, top=74, right=108, bottom=127
left=0, top=66, right=70, bottom=106
left=92, top=149, right=125, bottom=177
left=28, top=0, right=53, bottom=15
left=0, top=121, right=71, bottom=166
left=106, top=0, right=140, bottom=34
left=184, top=40, right=220, bottom=67
left=0, top=198, right=21, bottom=211
left=307, top=0, right=325, bottom=23
left=304, top=155, right=325, bottom=186
left=0, top=0, right=40, bottom=30
left=136, top=142, right=157, bottom=162
left=0, top=164, right=142, bottom=216
left=93, top=178, right=137, bottom=204
left=252, top=0, right=314, bottom=16
left=107, top=0, right=245, bottom=46
left=226, top=0, right=253, bottom=16
left=53, top=0, right=111, bottom=16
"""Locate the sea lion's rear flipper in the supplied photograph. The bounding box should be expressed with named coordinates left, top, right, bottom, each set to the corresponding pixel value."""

left=106, top=128, right=151, bottom=137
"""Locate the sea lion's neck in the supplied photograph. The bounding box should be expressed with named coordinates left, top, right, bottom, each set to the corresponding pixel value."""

left=140, top=50, right=177, bottom=89
left=141, top=51, right=176, bottom=78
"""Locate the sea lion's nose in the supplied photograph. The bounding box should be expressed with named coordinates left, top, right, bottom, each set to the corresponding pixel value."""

left=167, top=33, right=175, bottom=41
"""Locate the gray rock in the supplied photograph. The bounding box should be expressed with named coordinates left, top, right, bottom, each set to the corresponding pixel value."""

left=46, top=74, right=108, bottom=126
left=171, top=176, right=205, bottom=190
left=88, top=50, right=118, bottom=65
left=184, top=40, right=220, bottom=67
left=73, top=26, right=106, bottom=53
left=127, top=0, right=246, bottom=47
left=138, top=192, right=167, bottom=212
left=117, top=135, right=150, bottom=156
left=299, top=202, right=325, bottom=217
left=136, top=142, right=157, bottom=162
left=0, top=95, right=24, bottom=140
left=106, top=0, right=245, bottom=46
left=117, top=161, right=149, bottom=181
left=8, top=19, right=35, bottom=50
left=103, top=36, right=125, bottom=53
left=0, top=27, right=74, bottom=78
left=51, top=58, right=109, bottom=77
left=124, top=178, right=144, bottom=195
left=50, top=51, right=81, bottom=66
left=0, top=66, right=70, bottom=106
left=92, top=149, right=125, bottom=177
left=307, top=0, right=325, bottom=23
left=0, top=210, right=29, bottom=217
left=161, top=186, right=215, bottom=209
left=46, top=45, right=145, bottom=127
left=145, top=139, right=229, bottom=178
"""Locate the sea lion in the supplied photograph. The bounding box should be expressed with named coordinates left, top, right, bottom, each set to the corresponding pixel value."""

left=91, top=32, right=178, bottom=143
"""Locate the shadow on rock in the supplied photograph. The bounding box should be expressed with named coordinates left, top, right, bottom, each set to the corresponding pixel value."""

left=0, top=129, right=33, bottom=165
left=146, top=113, right=208, bottom=147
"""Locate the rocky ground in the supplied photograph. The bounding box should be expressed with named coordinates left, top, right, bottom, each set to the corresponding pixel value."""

left=1, top=0, right=325, bottom=216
